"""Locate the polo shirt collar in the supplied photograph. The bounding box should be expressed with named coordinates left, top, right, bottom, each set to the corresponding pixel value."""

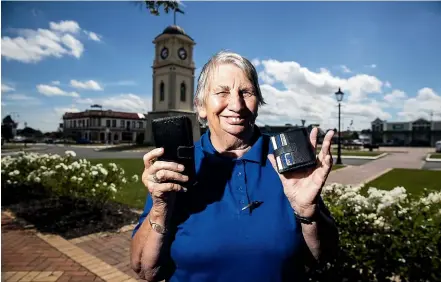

left=200, top=126, right=266, bottom=164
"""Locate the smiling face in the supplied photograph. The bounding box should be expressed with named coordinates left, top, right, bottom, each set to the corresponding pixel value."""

left=198, top=63, right=259, bottom=139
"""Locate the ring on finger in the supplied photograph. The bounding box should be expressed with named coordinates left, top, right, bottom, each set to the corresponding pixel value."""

left=149, top=158, right=157, bottom=166
left=152, top=172, right=162, bottom=183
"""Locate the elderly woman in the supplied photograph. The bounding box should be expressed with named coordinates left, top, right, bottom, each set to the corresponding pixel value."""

left=131, top=51, right=339, bottom=282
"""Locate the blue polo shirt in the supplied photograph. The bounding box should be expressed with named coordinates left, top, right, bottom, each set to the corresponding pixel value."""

left=133, top=129, right=308, bottom=282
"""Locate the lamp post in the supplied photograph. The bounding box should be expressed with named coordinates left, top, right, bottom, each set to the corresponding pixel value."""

left=335, top=88, right=344, bottom=165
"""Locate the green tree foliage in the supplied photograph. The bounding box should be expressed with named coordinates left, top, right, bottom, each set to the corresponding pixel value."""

left=135, top=1, right=182, bottom=16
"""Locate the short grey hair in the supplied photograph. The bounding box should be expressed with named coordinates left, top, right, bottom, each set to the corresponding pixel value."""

left=193, top=50, right=266, bottom=126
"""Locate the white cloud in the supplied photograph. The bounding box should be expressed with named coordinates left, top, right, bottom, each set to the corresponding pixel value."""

left=397, top=88, right=441, bottom=121
left=54, top=106, right=80, bottom=116
left=49, top=20, right=80, bottom=34
left=385, top=81, right=392, bottom=88
left=84, top=30, right=102, bottom=42
left=383, top=89, right=407, bottom=105
left=37, top=84, right=79, bottom=97
left=104, top=80, right=137, bottom=87
left=251, top=58, right=260, bottom=67
left=51, top=81, right=60, bottom=85
left=1, top=83, right=15, bottom=93
left=75, top=93, right=150, bottom=113
left=1, top=20, right=98, bottom=63
left=254, top=59, right=391, bottom=130
left=70, top=79, right=103, bottom=91
left=1, top=93, right=41, bottom=105
left=340, top=65, right=352, bottom=73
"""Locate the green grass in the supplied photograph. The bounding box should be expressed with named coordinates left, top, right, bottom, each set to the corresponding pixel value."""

left=364, top=168, right=441, bottom=196
left=332, top=164, right=345, bottom=171
left=316, top=146, right=384, bottom=157
left=337, top=151, right=383, bottom=157
left=90, top=159, right=147, bottom=209
left=2, top=144, right=27, bottom=151
left=429, top=153, right=441, bottom=159
left=90, top=158, right=347, bottom=209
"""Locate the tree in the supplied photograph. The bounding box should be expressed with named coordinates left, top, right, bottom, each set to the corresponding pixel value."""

left=133, top=1, right=182, bottom=16
left=1, top=115, right=18, bottom=141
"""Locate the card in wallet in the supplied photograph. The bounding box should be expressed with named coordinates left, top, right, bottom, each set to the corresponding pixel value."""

left=270, top=127, right=317, bottom=174
left=151, top=116, right=196, bottom=187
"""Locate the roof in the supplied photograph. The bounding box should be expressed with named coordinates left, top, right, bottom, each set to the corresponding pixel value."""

left=155, top=25, right=194, bottom=41
left=63, top=110, right=146, bottom=120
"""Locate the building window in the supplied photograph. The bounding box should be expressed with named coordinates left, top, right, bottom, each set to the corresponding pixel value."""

left=132, top=121, right=135, bottom=129
left=138, top=121, right=143, bottom=129
left=126, top=121, right=130, bottom=129
left=120, top=120, right=124, bottom=128
left=106, top=120, right=111, bottom=128
left=112, top=120, right=116, bottom=128
left=160, top=81, right=165, bottom=101
left=180, top=82, right=186, bottom=102
left=73, top=120, right=77, bottom=128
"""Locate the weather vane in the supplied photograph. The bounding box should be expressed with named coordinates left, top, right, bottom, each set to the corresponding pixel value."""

left=173, top=5, right=184, bottom=25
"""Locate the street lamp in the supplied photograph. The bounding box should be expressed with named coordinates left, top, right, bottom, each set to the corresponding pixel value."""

left=335, top=88, right=344, bottom=165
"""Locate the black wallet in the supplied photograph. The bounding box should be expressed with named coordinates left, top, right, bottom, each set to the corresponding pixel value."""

left=151, top=116, right=196, bottom=187
left=270, top=127, right=317, bottom=174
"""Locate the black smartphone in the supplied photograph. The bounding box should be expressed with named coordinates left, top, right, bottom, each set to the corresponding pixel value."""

left=270, top=127, right=317, bottom=174
left=151, top=115, right=196, bottom=187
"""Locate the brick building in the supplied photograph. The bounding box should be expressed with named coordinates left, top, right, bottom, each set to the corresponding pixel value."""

left=62, top=110, right=146, bottom=143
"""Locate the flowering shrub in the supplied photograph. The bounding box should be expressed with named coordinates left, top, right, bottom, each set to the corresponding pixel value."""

left=1, top=151, right=139, bottom=207
left=308, top=183, right=441, bottom=282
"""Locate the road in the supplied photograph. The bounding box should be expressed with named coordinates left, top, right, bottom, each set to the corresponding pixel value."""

left=4, top=145, right=441, bottom=170
left=2, top=144, right=374, bottom=166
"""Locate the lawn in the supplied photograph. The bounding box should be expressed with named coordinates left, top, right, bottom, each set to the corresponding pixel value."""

left=1, top=144, right=28, bottom=151
left=91, top=159, right=347, bottom=209
left=337, top=151, right=383, bottom=157
left=316, top=146, right=384, bottom=157
left=90, top=159, right=147, bottom=209
left=363, top=168, right=441, bottom=196
left=332, top=164, right=345, bottom=171
left=429, top=153, right=441, bottom=159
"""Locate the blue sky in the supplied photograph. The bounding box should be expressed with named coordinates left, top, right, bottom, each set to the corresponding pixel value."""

left=2, top=1, right=441, bottom=132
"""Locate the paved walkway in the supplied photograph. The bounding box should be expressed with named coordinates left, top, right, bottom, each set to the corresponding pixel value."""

left=326, top=149, right=430, bottom=186
left=1, top=212, right=139, bottom=282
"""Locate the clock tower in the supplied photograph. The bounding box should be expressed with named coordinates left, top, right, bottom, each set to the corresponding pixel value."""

left=145, top=25, right=201, bottom=144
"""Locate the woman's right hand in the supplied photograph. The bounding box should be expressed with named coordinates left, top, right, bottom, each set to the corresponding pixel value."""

left=142, top=147, right=189, bottom=212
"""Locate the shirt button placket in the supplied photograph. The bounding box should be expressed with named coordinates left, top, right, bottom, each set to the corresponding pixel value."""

left=237, top=161, right=247, bottom=210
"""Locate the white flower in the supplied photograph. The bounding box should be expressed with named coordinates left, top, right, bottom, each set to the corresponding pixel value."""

left=131, top=175, right=139, bottom=182
left=65, top=150, right=76, bottom=157
left=99, top=168, right=108, bottom=176
left=91, top=171, right=98, bottom=176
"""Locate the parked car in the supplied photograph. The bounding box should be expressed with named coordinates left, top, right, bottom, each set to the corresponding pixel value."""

left=436, top=140, right=441, bottom=153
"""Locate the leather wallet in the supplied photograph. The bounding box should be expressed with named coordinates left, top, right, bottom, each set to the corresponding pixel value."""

left=270, top=127, right=317, bottom=174
left=151, top=116, right=196, bottom=187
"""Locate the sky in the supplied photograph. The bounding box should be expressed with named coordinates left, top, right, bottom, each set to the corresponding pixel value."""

left=1, top=1, right=441, bottom=132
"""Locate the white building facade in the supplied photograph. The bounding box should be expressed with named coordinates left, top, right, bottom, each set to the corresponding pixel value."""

left=63, top=110, right=146, bottom=143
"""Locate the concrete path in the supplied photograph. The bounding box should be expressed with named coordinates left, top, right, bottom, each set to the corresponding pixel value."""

left=326, top=148, right=431, bottom=186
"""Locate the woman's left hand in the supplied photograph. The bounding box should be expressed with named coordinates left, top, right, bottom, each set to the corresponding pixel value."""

left=268, top=128, right=335, bottom=218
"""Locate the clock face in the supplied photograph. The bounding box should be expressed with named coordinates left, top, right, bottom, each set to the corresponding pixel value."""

left=160, top=47, right=169, bottom=59
left=178, top=47, right=187, bottom=60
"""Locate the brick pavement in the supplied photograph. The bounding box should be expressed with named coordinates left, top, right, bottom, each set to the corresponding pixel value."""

left=73, top=232, right=141, bottom=281
left=326, top=149, right=430, bottom=186
left=1, top=212, right=137, bottom=282
left=1, top=212, right=104, bottom=282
